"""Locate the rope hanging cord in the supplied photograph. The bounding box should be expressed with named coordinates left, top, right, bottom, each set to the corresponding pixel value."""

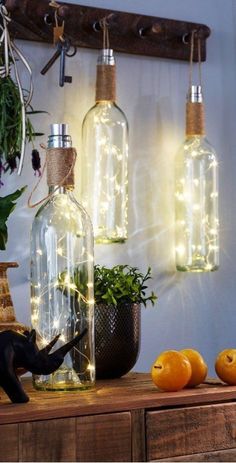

left=186, top=31, right=205, bottom=137
left=28, top=147, right=77, bottom=209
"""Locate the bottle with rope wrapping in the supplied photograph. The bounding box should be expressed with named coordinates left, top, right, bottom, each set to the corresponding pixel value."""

left=81, top=49, right=128, bottom=243
left=30, top=123, right=95, bottom=391
left=175, top=85, right=219, bottom=272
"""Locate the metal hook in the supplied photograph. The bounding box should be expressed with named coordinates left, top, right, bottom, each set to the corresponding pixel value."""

left=182, top=28, right=205, bottom=45
left=44, top=13, right=53, bottom=26
left=138, top=22, right=162, bottom=39
left=93, top=13, right=116, bottom=33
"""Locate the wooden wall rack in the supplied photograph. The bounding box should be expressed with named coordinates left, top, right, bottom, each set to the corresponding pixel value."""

left=5, top=0, right=211, bottom=62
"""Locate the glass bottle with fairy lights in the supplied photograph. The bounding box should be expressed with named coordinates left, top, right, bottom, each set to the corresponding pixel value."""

left=175, top=33, right=219, bottom=272
left=30, top=123, right=95, bottom=391
left=175, top=85, right=219, bottom=272
left=81, top=48, right=128, bottom=243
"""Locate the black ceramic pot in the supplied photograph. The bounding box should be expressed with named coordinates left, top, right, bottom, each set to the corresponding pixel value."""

left=95, top=302, right=141, bottom=379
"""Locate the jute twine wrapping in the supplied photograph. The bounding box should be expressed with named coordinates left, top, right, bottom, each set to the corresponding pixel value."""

left=47, top=147, right=75, bottom=187
left=28, top=147, right=77, bottom=209
left=186, top=102, right=205, bottom=136
left=96, top=64, right=116, bottom=102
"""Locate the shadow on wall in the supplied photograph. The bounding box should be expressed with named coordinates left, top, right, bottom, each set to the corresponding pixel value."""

left=129, top=93, right=184, bottom=295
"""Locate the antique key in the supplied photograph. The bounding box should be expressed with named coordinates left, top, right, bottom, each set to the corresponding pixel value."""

left=40, top=37, right=76, bottom=87
left=59, top=39, right=72, bottom=87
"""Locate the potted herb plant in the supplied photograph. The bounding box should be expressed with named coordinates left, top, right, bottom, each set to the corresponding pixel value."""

left=94, top=265, right=157, bottom=379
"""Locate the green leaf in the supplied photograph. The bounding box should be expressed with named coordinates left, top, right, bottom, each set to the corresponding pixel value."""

left=26, top=110, right=49, bottom=115
left=0, top=186, right=27, bottom=250
left=0, top=224, right=7, bottom=250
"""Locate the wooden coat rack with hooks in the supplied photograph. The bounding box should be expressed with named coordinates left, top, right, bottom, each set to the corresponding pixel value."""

left=5, top=0, right=211, bottom=61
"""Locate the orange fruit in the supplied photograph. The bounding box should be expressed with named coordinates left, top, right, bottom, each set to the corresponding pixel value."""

left=215, top=349, right=236, bottom=385
left=151, top=350, right=192, bottom=392
left=180, top=349, right=208, bottom=387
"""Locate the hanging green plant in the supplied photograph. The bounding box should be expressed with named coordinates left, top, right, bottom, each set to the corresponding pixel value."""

left=0, top=62, right=46, bottom=176
left=0, top=4, right=46, bottom=180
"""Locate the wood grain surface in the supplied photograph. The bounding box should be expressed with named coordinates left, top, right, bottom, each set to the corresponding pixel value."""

left=76, top=412, right=131, bottom=462
left=0, top=373, right=235, bottom=425
left=6, top=0, right=210, bottom=62
left=0, top=424, right=18, bottom=462
left=158, top=448, right=236, bottom=461
left=146, top=402, right=236, bottom=460
left=19, top=418, right=76, bottom=462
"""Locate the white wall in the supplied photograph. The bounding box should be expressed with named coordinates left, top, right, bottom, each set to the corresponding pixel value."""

left=3, top=0, right=236, bottom=375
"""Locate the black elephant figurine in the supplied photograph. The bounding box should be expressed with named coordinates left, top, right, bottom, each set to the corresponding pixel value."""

left=0, top=328, right=87, bottom=403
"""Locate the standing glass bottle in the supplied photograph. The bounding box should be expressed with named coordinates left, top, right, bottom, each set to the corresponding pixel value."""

left=81, top=49, right=128, bottom=243
left=31, top=123, right=95, bottom=390
left=175, top=85, right=219, bottom=272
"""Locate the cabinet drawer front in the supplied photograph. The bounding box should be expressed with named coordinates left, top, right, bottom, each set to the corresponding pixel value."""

left=19, top=418, right=76, bottom=462
left=158, top=448, right=236, bottom=461
left=76, top=412, right=131, bottom=462
left=0, top=424, right=18, bottom=462
left=146, top=402, right=236, bottom=460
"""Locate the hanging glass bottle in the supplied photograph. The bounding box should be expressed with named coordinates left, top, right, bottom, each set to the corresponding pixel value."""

left=81, top=46, right=128, bottom=243
left=175, top=34, right=219, bottom=272
left=30, top=123, right=95, bottom=391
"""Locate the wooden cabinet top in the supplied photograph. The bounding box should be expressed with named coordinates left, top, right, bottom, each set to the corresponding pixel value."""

left=0, top=373, right=236, bottom=425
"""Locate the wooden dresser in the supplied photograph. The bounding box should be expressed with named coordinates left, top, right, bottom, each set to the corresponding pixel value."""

left=1, top=373, right=236, bottom=462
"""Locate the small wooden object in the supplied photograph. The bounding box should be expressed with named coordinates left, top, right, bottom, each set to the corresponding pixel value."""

left=0, top=262, right=28, bottom=333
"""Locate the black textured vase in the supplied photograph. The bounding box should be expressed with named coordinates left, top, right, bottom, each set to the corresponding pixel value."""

left=95, top=303, right=141, bottom=379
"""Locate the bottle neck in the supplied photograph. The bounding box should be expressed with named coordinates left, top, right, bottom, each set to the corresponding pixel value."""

left=48, top=185, right=73, bottom=195
left=47, top=134, right=72, bottom=149
left=185, top=101, right=205, bottom=137
left=95, top=50, right=116, bottom=103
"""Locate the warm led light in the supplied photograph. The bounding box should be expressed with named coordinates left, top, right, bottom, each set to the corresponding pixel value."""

left=175, top=245, right=185, bottom=256
left=191, top=150, right=198, bottom=157
left=31, top=296, right=40, bottom=305
left=41, top=337, right=49, bottom=347
left=32, top=312, right=39, bottom=323
left=87, top=363, right=95, bottom=372
left=210, top=228, right=218, bottom=236
left=210, top=160, right=218, bottom=168
left=68, top=283, right=77, bottom=290
left=53, top=319, right=59, bottom=329
left=205, top=264, right=213, bottom=270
